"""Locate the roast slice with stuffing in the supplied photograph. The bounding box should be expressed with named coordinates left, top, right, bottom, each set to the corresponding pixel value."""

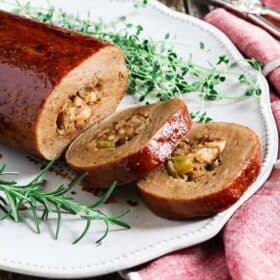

left=137, top=122, right=261, bottom=219
left=0, top=11, right=128, bottom=160
left=66, top=98, right=192, bottom=188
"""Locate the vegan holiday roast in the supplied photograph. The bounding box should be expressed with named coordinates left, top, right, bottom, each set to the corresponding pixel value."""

left=0, top=7, right=263, bottom=245
left=0, top=10, right=128, bottom=160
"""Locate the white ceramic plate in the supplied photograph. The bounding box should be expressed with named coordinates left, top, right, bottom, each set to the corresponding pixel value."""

left=0, top=0, right=278, bottom=278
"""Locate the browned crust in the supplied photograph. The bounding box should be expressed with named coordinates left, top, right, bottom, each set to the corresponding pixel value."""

left=67, top=100, right=192, bottom=188
left=137, top=126, right=261, bottom=219
left=0, top=11, right=117, bottom=157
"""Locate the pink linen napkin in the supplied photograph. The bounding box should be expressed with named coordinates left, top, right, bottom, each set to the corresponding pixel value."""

left=223, top=166, right=280, bottom=280
left=262, top=0, right=280, bottom=10
left=128, top=237, right=231, bottom=280
left=205, top=8, right=280, bottom=93
left=125, top=2, right=280, bottom=279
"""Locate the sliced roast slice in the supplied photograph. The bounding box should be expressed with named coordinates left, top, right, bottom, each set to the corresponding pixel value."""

left=0, top=11, right=128, bottom=159
left=66, top=98, right=192, bottom=188
left=137, top=122, right=261, bottom=219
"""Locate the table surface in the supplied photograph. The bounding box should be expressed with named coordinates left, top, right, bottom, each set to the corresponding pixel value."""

left=0, top=0, right=206, bottom=279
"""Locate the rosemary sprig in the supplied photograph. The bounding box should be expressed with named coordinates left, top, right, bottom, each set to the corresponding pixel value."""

left=0, top=160, right=130, bottom=244
left=0, top=0, right=263, bottom=122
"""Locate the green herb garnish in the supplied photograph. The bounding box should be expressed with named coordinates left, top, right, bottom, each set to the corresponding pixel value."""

left=0, top=159, right=130, bottom=244
left=190, top=111, right=213, bottom=123
left=199, top=42, right=205, bottom=50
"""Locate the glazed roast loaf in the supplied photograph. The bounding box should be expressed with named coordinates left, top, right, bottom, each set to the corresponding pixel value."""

left=0, top=11, right=128, bottom=159
left=138, top=122, right=261, bottom=219
left=66, top=98, right=192, bottom=188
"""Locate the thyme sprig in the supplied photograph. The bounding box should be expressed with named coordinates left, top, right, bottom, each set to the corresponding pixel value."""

left=0, top=0, right=263, bottom=123
left=0, top=160, right=130, bottom=244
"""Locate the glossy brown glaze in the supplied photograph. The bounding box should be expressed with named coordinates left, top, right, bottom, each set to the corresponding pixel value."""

left=66, top=99, right=192, bottom=188
left=88, top=105, right=191, bottom=187
left=0, top=11, right=110, bottom=155
left=138, top=123, right=261, bottom=219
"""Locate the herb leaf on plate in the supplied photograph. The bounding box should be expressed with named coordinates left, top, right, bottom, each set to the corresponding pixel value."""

left=0, top=159, right=130, bottom=244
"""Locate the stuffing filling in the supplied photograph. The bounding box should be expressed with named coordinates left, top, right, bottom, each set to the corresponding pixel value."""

left=56, top=78, right=102, bottom=135
left=91, top=112, right=149, bottom=149
left=165, top=138, right=226, bottom=181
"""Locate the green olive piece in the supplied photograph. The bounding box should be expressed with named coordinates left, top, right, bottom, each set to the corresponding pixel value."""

left=172, top=156, right=193, bottom=176
left=165, top=160, right=179, bottom=178
left=96, top=140, right=115, bottom=149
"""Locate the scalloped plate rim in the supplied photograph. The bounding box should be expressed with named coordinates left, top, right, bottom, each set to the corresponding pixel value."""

left=0, top=0, right=278, bottom=278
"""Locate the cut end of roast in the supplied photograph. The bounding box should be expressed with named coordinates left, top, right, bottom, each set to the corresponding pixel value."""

left=37, top=46, right=128, bottom=160
left=66, top=98, right=192, bottom=188
left=137, top=122, right=261, bottom=219
left=0, top=11, right=128, bottom=159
